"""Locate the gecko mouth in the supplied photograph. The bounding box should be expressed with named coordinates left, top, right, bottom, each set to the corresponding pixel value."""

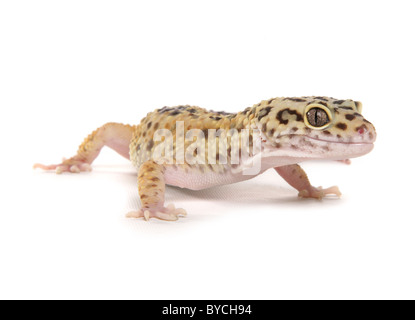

left=305, top=135, right=374, bottom=145
left=303, top=135, right=375, bottom=158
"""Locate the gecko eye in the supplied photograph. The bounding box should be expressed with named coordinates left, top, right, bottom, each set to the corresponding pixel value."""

left=306, top=108, right=329, bottom=127
left=304, top=105, right=332, bottom=129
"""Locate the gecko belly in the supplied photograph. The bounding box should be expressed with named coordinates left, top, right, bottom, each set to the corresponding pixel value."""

left=163, top=155, right=309, bottom=190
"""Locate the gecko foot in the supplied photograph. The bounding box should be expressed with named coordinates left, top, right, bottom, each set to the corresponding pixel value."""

left=126, top=204, right=187, bottom=221
left=298, top=186, right=341, bottom=200
left=33, top=158, right=92, bottom=174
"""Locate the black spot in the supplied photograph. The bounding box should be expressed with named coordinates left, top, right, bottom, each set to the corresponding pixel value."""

left=291, top=127, right=298, bottom=132
left=269, top=128, right=275, bottom=136
left=276, top=108, right=303, bottom=125
left=338, top=106, right=354, bottom=110
left=159, top=106, right=174, bottom=113
left=188, top=108, right=197, bottom=113
left=262, top=123, right=267, bottom=132
left=283, top=97, right=307, bottom=102
left=336, top=123, right=347, bottom=130
left=154, top=122, right=159, bottom=130
left=242, top=107, right=251, bottom=114
left=322, top=130, right=331, bottom=135
left=170, top=110, right=181, bottom=116
left=210, top=116, right=222, bottom=121
left=202, top=129, right=209, bottom=138
left=345, top=114, right=356, bottom=121
left=268, top=98, right=275, bottom=104
left=147, top=140, right=154, bottom=150
left=257, top=106, right=273, bottom=121
left=353, top=112, right=362, bottom=117
left=314, top=96, right=329, bottom=101
left=212, top=110, right=233, bottom=116
left=318, top=101, right=328, bottom=107
left=333, top=100, right=345, bottom=105
left=147, top=121, right=152, bottom=129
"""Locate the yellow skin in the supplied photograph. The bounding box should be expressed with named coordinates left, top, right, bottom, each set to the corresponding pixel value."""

left=34, top=96, right=376, bottom=221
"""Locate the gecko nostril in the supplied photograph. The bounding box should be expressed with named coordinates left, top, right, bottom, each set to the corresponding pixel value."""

left=356, top=124, right=368, bottom=135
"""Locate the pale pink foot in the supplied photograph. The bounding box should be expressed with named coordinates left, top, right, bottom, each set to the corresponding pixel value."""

left=33, top=158, right=92, bottom=174
left=126, top=204, right=187, bottom=221
left=298, top=186, right=341, bottom=200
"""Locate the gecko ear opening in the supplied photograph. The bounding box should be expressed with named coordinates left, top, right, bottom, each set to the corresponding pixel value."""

left=355, top=101, right=363, bottom=114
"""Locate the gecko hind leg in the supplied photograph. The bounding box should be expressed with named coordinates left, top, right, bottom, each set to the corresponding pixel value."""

left=275, top=164, right=341, bottom=200
left=126, top=160, right=187, bottom=221
left=34, top=122, right=135, bottom=174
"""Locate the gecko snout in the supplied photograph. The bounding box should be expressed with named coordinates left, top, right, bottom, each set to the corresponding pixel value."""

left=356, top=120, right=376, bottom=143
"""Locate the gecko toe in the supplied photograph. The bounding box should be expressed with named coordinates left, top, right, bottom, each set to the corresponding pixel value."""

left=126, top=204, right=187, bottom=221
left=70, top=165, right=81, bottom=173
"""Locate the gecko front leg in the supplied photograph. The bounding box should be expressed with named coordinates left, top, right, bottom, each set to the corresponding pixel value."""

left=126, top=160, right=187, bottom=221
left=275, top=164, right=341, bottom=199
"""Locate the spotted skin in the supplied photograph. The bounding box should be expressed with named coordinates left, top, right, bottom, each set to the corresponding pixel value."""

left=34, top=97, right=376, bottom=221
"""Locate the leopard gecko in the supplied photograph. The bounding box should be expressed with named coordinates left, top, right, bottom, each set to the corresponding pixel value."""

left=34, top=96, right=376, bottom=221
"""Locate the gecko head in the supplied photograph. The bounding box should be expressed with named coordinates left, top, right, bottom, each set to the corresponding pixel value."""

left=256, top=97, right=376, bottom=160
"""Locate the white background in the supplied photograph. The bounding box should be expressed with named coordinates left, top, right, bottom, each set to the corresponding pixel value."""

left=1, top=0, right=414, bottom=300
